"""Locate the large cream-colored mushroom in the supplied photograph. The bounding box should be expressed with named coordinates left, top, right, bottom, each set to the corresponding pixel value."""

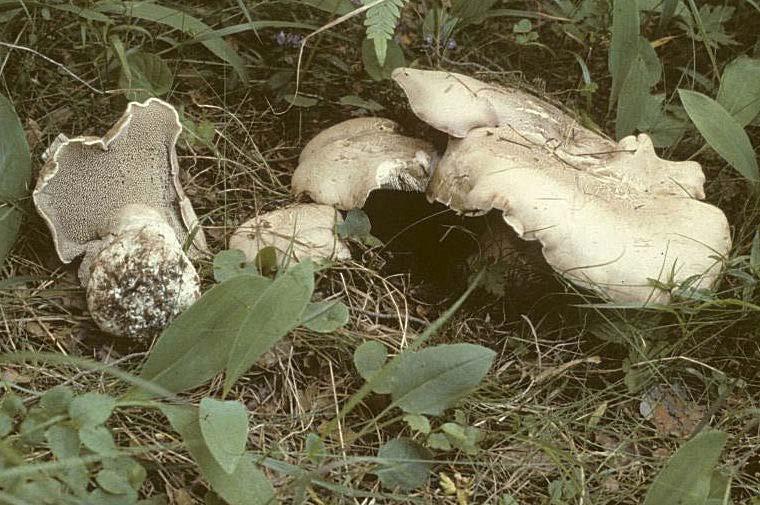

left=33, top=98, right=207, bottom=337
left=291, top=117, right=435, bottom=209
left=392, top=68, right=731, bottom=303
left=230, top=203, right=351, bottom=266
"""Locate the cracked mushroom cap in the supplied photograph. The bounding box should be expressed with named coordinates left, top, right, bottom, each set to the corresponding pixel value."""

left=291, top=117, right=435, bottom=209
left=430, top=127, right=731, bottom=303
left=86, top=205, right=201, bottom=337
left=33, top=97, right=207, bottom=264
left=230, top=203, right=351, bottom=265
left=391, top=67, right=613, bottom=160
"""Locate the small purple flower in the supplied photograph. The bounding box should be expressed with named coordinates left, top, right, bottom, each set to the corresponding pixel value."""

left=274, top=31, right=304, bottom=48
left=275, top=31, right=287, bottom=46
left=423, top=34, right=434, bottom=46
left=446, top=38, right=457, bottom=50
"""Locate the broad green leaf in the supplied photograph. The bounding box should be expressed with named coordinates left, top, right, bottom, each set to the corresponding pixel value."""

left=224, top=261, right=315, bottom=392
left=336, top=209, right=372, bottom=239
left=616, top=56, right=651, bottom=139
left=375, top=438, right=432, bottom=491
left=638, top=37, right=662, bottom=87
left=353, top=340, right=390, bottom=394
left=362, top=38, right=406, bottom=81
left=213, top=249, right=258, bottom=283
left=118, top=51, right=173, bottom=101
left=301, top=300, right=349, bottom=333
left=69, top=393, right=115, bottom=427
left=679, top=89, right=759, bottom=182
left=608, top=0, right=640, bottom=107
left=40, top=386, right=74, bottom=415
left=705, top=471, right=732, bottom=505
left=390, top=344, right=496, bottom=415
left=199, top=398, right=248, bottom=474
left=254, top=246, right=278, bottom=275
left=717, top=56, right=760, bottom=126
left=402, top=414, right=430, bottom=434
left=643, top=430, right=728, bottom=505
left=136, top=275, right=272, bottom=397
left=79, top=425, right=117, bottom=455
left=96, top=469, right=134, bottom=495
left=46, top=425, right=80, bottom=459
left=102, top=457, right=147, bottom=491
left=0, top=93, right=31, bottom=268
left=95, top=1, right=248, bottom=82
left=0, top=413, right=11, bottom=437
left=161, top=405, right=276, bottom=505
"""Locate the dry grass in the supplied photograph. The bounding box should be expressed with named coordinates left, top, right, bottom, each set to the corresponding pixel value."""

left=2, top=1, right=760, bottom=504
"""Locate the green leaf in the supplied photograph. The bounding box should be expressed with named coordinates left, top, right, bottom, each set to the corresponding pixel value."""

left=302, top=300, right=349, bottom=333
left=305, top=433, right=326, bottom=465
left=353, top=340, right=390, bottom=394
left=96, top=469, right=134, bottom=495
left=705, top=471, right=731, bottom=505
left=46, top=425, right=80, bottom=459
left=136, top=275, right=272, bottom=397
left=40, top=386, right=74, bottom=415
left=254, top=246, right=278, bottom=276
left=643, top=430, right=727, bottom=505
left=390, top=344, right=496, bottom=415
left=717, top=56, right=760, bottom=126
left=679, top=89, right=759, bottom=182
left=161, top=405, right=276, bottom=505
left=0, top=413, right=11, bottom=437
left=283, top=93, right=320, bottom=108
left=402, top=414, right=430, bottom=434
left=0, top=93, right=31, bottom=268
left=336, top=209, right=371, bottom=239
left=95, top=1, right=248, bottom=82
left=375, top=438, right=432, bottom=491
left=616, top=56, right=651, bottom=139
left=638, top=37, right=662, bottom=87
left=118, top=51, right=173, bottom=101
left=213, top=249, right=258, bottom=283
left=425, top=432, right=451, bottom=451
left=338, top=95, right=385, bottom=111
left=199, top=398, right=248, bottom=475
left=301, top=0, right=354, bottom=15
left=608, top=0, right=640, bottom=107
left=363, top=0, right=405, bottom=66
left=224, top=261, right=315, bottom=393
left=80, top=425, right=117, bottom=455
left=362, top=37, right=406, bottom=81
left=69, top=393, right=115, bottom=427
left=751, top=231, right=760, bottom=277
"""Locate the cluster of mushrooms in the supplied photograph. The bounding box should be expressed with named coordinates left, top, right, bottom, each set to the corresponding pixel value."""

left=33, top=69, right=732, bottom=338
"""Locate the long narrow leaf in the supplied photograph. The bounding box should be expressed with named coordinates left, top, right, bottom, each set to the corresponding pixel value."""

left=609, top=0, right=640, bottom=108
left=616, top=56, right=650, bottom=139
left=95, top=1, right=248, bottom=82
left=679, top=89, right=759, bottom=182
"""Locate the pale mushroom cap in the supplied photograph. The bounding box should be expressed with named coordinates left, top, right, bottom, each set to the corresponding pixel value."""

left=431, top=126, right=731, bottom=303
left=86, top=221, right=201, bottom=337
left=33, top=98, right=207, bottom=264
left=229, top=203, right=351, bottom=265
left=291, top=118, right=435, bottom=210
left=391, top=67, right=614, bottom=158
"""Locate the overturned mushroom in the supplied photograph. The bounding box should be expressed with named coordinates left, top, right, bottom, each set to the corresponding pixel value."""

left=291, top=117, right=435, bottom=209
left=393, top=68, right=731, bottom=303
left=230, top=203, right=351, bottom=265
left=33, top=98, right=207, bottom=337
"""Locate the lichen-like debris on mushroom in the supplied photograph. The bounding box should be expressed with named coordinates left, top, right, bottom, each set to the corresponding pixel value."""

left=230, top=203, right=351, bottom=266
left=33, top=98, right=208, bottom=337
left=393, top=68, right=731, bottom=303
left=291, top=117, right=435, bottom=209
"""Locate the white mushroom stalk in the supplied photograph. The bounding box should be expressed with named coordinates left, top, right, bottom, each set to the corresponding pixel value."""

left=230, top=203, right=351, bottom=265
left=291, top=117, right=435, bottom=209
left=393, top=67, right=731, bottom=304
left=33, top=98, right=207, bottom=337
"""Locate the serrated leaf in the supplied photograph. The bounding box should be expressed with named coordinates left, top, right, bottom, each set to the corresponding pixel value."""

left=95, top=1, right=248, bottom=82
left=643, top=430, right=727, bottom=505
left=118, top=51, right=173, bottom=101
left=363, top=0, right=405, bottom=66
left=135, top=275, right=272, bottom=397
left=69, top=393, right=115, bottom=428
left=717, top=56, right=760, bottom=126
left=609, top=0, right=640, bottom=107
left=0, top=93, right=31, bottom=268
left=161, top=405, right=277, bottom=505
left=362, top=37, right=405, bottom=81
left=301, top=300, right=349, bottom=333
left=224, top=261, right=315, bottom=393
left=213, top=249, right=259, bottom=283
left=375, top=438, right=432, bottom=491
left=354, top=340, right=390, bottom=394
left=679, top=89, right=759, bottom=182
left=199, top=398, right=248, bottom=474
left=390, top=344, right=496, bottom=415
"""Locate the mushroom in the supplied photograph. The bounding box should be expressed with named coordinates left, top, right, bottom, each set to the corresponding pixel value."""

left=291, top=117, right=435, bottom=209
left=33, top=98, right=207, bottom=337
left=392, top=68, right=731, bottom=303
left=230, top=203, right=351, bottom=265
